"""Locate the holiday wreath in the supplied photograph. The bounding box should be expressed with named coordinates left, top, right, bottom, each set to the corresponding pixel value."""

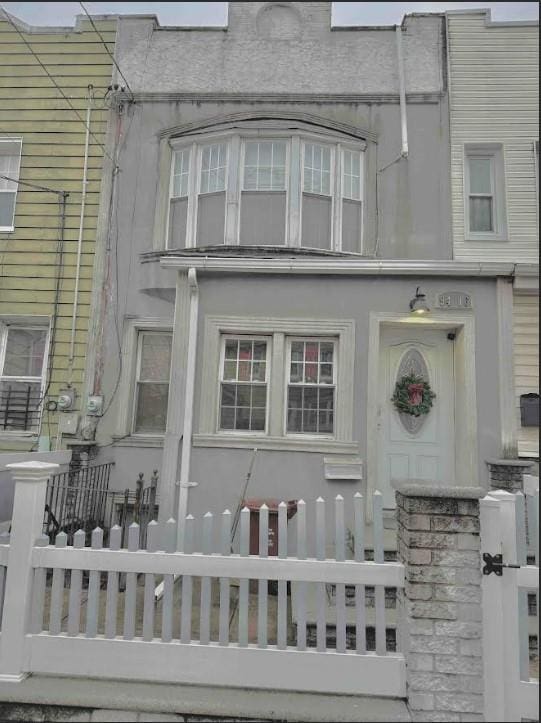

left=391, top=374, right=436, bottom=417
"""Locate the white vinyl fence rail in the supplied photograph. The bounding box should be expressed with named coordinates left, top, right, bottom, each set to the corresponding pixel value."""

left=0, top=462, right=406, bottom=698
left=480, top=485, right=539, bottom=723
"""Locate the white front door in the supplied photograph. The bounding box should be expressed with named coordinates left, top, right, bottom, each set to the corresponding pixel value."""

left=377, top=326, right=455, bottom=508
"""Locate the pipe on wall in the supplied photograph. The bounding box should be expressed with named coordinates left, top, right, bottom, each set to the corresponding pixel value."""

left=395, top=25, right=409, bottom=158
left=68, top=87, right=93, bottom=385
left=176, top=267, right=199, bottom=548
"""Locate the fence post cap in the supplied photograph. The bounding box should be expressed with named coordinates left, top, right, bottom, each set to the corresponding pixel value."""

left=6, top=461, right=59, bottom=473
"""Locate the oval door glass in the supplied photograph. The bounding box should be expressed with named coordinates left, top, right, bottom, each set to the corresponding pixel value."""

left=395, top=348, right=431, bottom=435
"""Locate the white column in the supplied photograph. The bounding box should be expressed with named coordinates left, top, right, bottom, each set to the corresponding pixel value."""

left=0, top=461, right=59, bottom=682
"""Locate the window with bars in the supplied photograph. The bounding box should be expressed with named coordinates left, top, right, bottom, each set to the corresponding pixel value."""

left=219, top=337, right=269, bottom=432
left=0, top=138, right=22, bottom=231
left=133, top=331, right=172, bottom=434
left=286, top=339, right=336, bottom=435
left=0, top=325, right=48, bottom=434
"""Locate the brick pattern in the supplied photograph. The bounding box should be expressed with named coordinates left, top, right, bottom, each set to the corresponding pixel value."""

left=396, top=492, right=484, bottom=723
left=487, top=461, right=533, bottom=492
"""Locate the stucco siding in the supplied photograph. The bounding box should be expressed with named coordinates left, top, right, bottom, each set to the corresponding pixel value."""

left=513, top=293, right=539, bottom=457
left=447, top=12, right=539, bottom=262
left=0, top=12, right=115, bottom=450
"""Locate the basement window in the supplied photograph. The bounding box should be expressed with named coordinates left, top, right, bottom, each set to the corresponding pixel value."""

left=0, top=138, right=22, bottom=232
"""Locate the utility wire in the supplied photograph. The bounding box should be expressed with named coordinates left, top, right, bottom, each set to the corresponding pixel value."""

left=1, top=6, right=117, bottom=166
left=78, top=1, right=135, bottom=103
left=0, top=173, right=66, bottom=195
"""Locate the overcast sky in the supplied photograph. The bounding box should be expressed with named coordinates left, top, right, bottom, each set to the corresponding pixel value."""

left=1, top=1, right=538, bottom=27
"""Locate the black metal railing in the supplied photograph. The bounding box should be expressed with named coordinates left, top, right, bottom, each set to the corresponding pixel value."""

left=44, top=465, right=159, bottom=548
left=0, top=382, right=42, bottom=432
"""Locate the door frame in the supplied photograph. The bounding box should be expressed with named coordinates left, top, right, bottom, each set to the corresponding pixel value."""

left=366, top=311, right=478, bottom=515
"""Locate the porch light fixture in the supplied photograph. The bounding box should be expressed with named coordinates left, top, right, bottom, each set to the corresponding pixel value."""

left=409, top=287, right=430, bottom=315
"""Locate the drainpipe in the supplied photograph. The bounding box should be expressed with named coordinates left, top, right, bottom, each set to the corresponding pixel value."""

left=176, top=268, right=199, bottom=548
left=395, top=24, right=409, bottom=158
left=68, top=86, right=92, bottom=385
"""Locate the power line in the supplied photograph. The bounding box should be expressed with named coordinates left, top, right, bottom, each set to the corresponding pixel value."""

left=79, top=2, right=135, bottom=103
left=1, top=6, right=118, bottom=167
left=0, top=173, right=66, bottom=195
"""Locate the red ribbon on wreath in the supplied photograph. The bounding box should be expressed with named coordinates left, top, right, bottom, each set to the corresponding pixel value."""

left=407, top=383, right=425, bottom=406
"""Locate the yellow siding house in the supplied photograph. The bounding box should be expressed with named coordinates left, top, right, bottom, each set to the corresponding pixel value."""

left=0, top=9, right=116, bottom=451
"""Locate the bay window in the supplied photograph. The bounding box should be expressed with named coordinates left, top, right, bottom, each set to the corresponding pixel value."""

left=166, top=126, right=365, bottom=252
left=0, top=324, right=48, bottom=434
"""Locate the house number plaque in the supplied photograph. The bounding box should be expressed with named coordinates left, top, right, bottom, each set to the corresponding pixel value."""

left=437, top=291, right=472, bottom=310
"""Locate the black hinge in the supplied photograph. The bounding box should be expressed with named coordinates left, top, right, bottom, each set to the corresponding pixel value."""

left=482, top=552, right=521, bottom=576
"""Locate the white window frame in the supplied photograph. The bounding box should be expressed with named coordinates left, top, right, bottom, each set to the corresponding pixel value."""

left=166, top=128, right=366, bottom=252
left=284, top=336, right=337, bottom=439
left=195, top=316, right=356, bottom=453
left=0, top=319, right=50, bottom=437
left=464, top=143, right=507, bottom=242
left=0, top=137, right=23, bottom=232
left=217, top=334, right=272, bottom=435
left=114, top=318, right=173, bottom=445
left=131, top=329, right=173, bottom=436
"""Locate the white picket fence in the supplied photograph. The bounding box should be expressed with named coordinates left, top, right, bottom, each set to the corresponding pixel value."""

left=481, top=485, right=539, bottom=723
left=0, top=462, right=405, bottom=698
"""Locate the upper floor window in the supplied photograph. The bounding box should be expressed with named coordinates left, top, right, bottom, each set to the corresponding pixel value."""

left=0, top=138, right=22, bottom=232
left=464, top=144, right=507, bottom=241
left=0, top=323, right=48, bottom=434
left=167, top=127, right=365, bottom=253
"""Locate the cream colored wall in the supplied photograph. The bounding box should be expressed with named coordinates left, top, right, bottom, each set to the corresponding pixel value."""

left=0, top=12, right=116, bottom=451
left=513, top=293, right=539, bottom=457
left=447, top=11, right=539, bottom=263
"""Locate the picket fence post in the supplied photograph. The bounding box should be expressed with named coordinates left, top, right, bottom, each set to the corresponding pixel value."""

left=0, top=461, right=59, bottom=682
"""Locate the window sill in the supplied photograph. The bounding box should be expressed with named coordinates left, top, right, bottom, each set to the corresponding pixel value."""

left=111, top=434, right=164, bottom=448
left=465, top=234, right=508, bottom=243
left=193, top=433, right=359, bottom=454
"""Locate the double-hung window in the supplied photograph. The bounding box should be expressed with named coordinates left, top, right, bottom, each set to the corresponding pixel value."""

left=219, top=337, right=269, bottom=432
left=240, top=140, right=287, bottom=246
left=0, top=138, right=22, bottom=231
left=287, top=339, right=336, bottom=435
left=0, top=324, right=48, bottom=434
left=302, top=142, right=332, bottom=249
left=464, top=144, right=507, bottom=240
left=197, top=142, right=227, bottom=246
left=133, top=331, right=172, bottom=434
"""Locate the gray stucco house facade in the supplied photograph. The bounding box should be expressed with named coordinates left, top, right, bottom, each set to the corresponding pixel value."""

left=82, top=2, right=519, bottom=542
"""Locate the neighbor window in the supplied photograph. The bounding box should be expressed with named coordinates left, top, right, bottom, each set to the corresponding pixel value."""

left=133, top=331, right=172, bottom=434
left=0, top=324, right=48, bottom=434
left=166, top=125, right=365, bottom=251
left=287, top=339, right=336, bottom=435
left=0, top=138, right=22, bottom=231
left=465, top=144, right=506, bottom=239
left=528, top=593, right=537, bottom=616
left=219, top=337, right=269, bottom=432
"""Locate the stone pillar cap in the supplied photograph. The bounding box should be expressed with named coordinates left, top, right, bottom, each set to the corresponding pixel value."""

left=6, top=461, right=59, bottom=471
left=485, top=458, right=534, bottom=467
left=392, top=479, right=486, bottom=499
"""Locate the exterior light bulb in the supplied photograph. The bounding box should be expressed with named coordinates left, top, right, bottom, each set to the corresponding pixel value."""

left=409, top=287, right=430, bottom=315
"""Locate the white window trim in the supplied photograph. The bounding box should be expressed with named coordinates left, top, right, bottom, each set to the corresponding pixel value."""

left=284, top=336, right=337, bottom=439
left=0, top=318, right=50, bottom=438
left=217, top=334, right=272, bottom=435
left=114, top=318, right=173, bottom=444
left=464, top=143, right=508, bottom=242
left=166, top=128, right=366, bottom=253
left=0, top=137, right=23, bottom=233
left=196, top=315, right=356, bottom=454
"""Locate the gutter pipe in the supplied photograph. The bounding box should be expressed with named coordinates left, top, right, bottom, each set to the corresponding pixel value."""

left=395, top=24, right=409, bottom=158
left=68, top=87, right=92, bottom=385
left=176, top=267, right=199, bottom=549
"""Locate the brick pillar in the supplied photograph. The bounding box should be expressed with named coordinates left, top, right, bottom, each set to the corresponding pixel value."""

left=395, top=483, right=486, bottom=723
left=486, top=458, right=534, bottom=493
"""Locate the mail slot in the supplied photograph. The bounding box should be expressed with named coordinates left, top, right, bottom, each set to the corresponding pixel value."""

left=520, top=393, right=539, bottom=427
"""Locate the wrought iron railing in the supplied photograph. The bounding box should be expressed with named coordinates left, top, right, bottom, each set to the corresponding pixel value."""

left=44, top=465, right=158, bottom=548
left=0, top=382, right=42, bottom=432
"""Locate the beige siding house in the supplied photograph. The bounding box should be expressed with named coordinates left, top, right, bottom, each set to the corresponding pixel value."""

left=447, top=9, right=539, bottom=460
left=0, top=9, right=116, bottom=452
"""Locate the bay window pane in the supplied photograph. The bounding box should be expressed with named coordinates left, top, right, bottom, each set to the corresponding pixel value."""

left=200, top=143, right=226, bottom=194
left=303, top=143, right=331, bottom=196
left=243, top=141, right=286, bottom=191
left=342, top=149, right=362, bottom=201
left=470, top=196, right=493, bottom=232
left=172, top=149, right=190, bottom=198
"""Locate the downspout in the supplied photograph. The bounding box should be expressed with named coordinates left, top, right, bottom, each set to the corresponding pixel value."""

left=176, top=267, right=199, bottom=548
left=68, top=86, right=92, bottom=385
left=395, top=24, right=409, bottom=158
